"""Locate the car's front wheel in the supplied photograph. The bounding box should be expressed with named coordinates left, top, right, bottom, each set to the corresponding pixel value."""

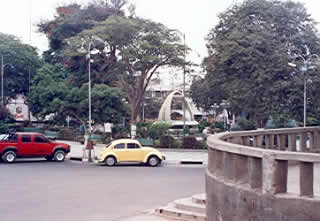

left=53, top=150, right=66, bottom=162
left=2, top=151, right=16, bottom=163
left=104, top=156, right=116, bottom=166
left=147, top=156, right=160, bottom=167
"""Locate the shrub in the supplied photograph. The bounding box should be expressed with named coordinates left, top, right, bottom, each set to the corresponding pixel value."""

left=58, top=128, right=76, bottom=140
left=236, top=118, right=257, bottom=130
left=210, top=122, right=225, bottom=132
left=160, top=135, right=175, bottom=148
left=112, top=125, right=130, bottom=139
left=182, top=136, right=201, bottom=149
left=173, top=139, right=183, bottom=149
left=148, top=121, right=171, bottom=139
left=183, top=126, right=190, bottom=135
left=198, top=120, right=210, bottom=133
left=136, top=121, right=153, bottom=138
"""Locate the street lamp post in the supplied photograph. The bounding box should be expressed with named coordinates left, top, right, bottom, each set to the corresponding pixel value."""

left=288, top=54, right=319, bottom=127
left=182, top=33, right=187, bottom=136
left=78, top=40, right=95, bottom=162
left=1, top=54, right=14, bottom=105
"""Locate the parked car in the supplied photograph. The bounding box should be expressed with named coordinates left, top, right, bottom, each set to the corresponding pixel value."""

left=97, top=139, right=165, bottom=167
left=0, top=132, right=71, bottom=163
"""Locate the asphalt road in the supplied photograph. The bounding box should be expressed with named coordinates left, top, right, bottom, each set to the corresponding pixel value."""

left=0, top=159, right=205, bottom=221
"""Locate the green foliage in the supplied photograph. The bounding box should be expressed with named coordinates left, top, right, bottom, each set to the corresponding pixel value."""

left=210, top=122, right=225, bottom=133
left=29, top=63, right=129, bottom=127
left=0, top=33, right=41, bottom=101
left=57, top=128, right=77, bottom=140
left=0, top=105, right=15, bottom=134
left=198, top=119, right=210, bottom=133
left=159, top=135, right=175, bottom=148
left=142, top=98, right=162, bottom=120
left=136, top=121, right=153, bottom=138
left=63, top=15, right=187, bottom=122
left=148, top=121, right=171, bottom=139
left=191, top=0, right=320, bottom=125
left=38, top=2, right=122, bottom=63
left=182, top=136, right=201, bottom=149
left=265, top=115, right=297, bottom=129
left=112, top=125, right=130, bottom=139
left=183, top=126, right=190, bottom=135
left=235, top=118, right=257, bottom=131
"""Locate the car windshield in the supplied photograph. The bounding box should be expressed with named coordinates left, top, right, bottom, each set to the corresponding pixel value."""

left=0, top=134, right=9, bottom=141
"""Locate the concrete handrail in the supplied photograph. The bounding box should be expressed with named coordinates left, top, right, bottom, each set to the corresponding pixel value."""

left=206, top=127, right=320, bottom=221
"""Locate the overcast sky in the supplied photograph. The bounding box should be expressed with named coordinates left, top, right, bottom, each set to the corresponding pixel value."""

left=0, top=0, right=320, bottom=63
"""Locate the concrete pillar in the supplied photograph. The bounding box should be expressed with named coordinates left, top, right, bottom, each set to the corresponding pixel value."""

left=299, top=132, right=308, bottom=152
left=310, top=131, right=320, bottom=152
left=208, top=148, right=217, bottom=175
left=277, top=134, right=287, bottom=151
left=253, top=135, right=263, bottom=148
left=288, top=134, right=297, bottom=152
left=230, top=137, right=242, bottom=145
left=234, top=154, right=249, bottom=184
left=262, top=153, right=288, bottom=194
left=248, top=157, right=262, bottom=190
left=242, top=136, right=250, bottom=146
left=213, top=149, right=223, bottom=176
left=300, top=162, right=314, bottom=197
left=223, top=152, right=236, bottom=181
left=265, top=135, right=274, bottom=149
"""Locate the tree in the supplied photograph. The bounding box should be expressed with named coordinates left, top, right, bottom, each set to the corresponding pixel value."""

left=191, top=0, right=320, bottom=127
left=29, top=63, right=129, bottom=134
left=64, top=15, right=187, bottom=122
left=0, top=33, right=41, bottom=102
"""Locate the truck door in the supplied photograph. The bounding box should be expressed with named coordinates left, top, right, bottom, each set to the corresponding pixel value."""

left=20, top=135, right=35, bottom=156
left=33, top=135, right=51, bottom=156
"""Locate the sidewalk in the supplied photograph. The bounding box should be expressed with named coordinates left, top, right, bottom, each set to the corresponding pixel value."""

left=62, top=140, right=208, bottom=165
left=117, top=210, right=177, bottom=221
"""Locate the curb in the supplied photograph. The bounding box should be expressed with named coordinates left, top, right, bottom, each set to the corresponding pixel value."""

left=68, top=156, right=205, bottom=166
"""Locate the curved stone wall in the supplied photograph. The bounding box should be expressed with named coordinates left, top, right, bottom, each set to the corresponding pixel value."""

left=206, top=127, right=320, bottom=221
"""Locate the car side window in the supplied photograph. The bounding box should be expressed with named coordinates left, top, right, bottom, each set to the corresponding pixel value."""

left=21, top=135, right=32, bottom=143
left=127, top=143, right=140, bottom=149
left=7, top=134, right=18, bottom=142
left=114, top=143, right=125, bottom=149
left=34, top=136, right=49, bottom=143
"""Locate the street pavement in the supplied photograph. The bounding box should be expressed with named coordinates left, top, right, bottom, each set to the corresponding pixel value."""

left=61, top=140, right=208, bottom=165
left=0, top=158, right=205, bottom=221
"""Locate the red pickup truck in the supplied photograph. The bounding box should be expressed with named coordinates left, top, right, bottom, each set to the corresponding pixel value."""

left=0, top=132, right=70, bottom=163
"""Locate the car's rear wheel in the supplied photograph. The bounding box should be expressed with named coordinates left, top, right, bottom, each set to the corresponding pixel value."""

left=2, top=151, right=16, bottom=163
left=104, top=156, right=116, bottom=166
left=53, top=150, right=66, bottom=162
left=147, top=156, right=160, bottom=167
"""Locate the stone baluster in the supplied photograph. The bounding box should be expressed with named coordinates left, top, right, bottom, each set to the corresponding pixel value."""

left=288, top=134, right=297, bottom=151
left=229, top=137, right=242, bottom=145
left=242, top=136, right=250, bottom=146
left=253, top=135, right=263, bottom=148
left=223, top=152, right=235, bottom=181
left=211, top=149, right=223, bottom=176
left=277, top=134, right=287, bottom=150
left=299, top=132, right=308, bottom=152
left=262, top=153, right=288, bottom=194
left=265, top=134, right=274, bottom=149
left=248, top=157, right=262, bottom=190
left=300, top=162, right=314, bottom=197
left=310, top=130, right=320, bottom=152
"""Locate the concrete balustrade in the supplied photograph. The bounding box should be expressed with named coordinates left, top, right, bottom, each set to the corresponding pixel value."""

left=206, top=127, right=320, bottom=221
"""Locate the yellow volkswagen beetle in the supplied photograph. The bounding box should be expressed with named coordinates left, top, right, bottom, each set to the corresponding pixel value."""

left=97, top=139, right=165, bottom=167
